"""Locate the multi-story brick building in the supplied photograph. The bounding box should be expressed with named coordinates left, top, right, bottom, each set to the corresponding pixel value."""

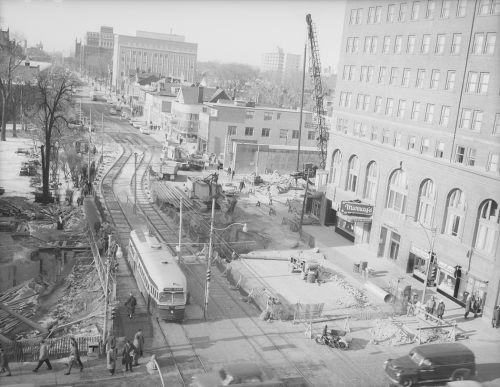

left=323, top=0, right=500, bottom=321
left=77, top=26, right=114, bottom=73
left=112, top=31, right=197, bottom=94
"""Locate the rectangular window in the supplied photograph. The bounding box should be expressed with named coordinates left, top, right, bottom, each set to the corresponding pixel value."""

left=264, top=112, right=273, bottom=121
left=445, top=71, right=456, bottom=91
left=460, top=109, right=472, bottom=129
left=486, top=33, right=497, bottom=54
left=349, top=9, right=356, bottom=24
left=245, top=111, right=254, bottom=119
left=466, top=148, right=476, bottom=166
left=228, top=126, right=237, bottom=135
left=451, top=34, right=462, bottom=53
left=356, top=8, right=363, bottom=24
left=386, top=98, right=394, bottom=115
left=383, top=36, right=391, bottom=53
left=378, top=67, right=386, bottom=84
left=394, top=35, right=403, bottom=53
left=353, top=37, right=359, bottom=53
left=407, top=35, right=415, bottom=53
left=368, top=7, right=376, bottom=23
left=374, top=96, right=382, bottom=113
left=360, top=66, right=368, bottom=82
left=466, top=72, right=478, bottom=92
left=308, top=131, right=316, bottom=140
left=441, top=0, right=451, bottom=17
left=407, top=135, right=416, bottom=150
left=457, top=0, right=467, bottom=16
left=340, top=92, right=346, bottom=106
left=399, top=3, right=407, bottom=21
left=279, top=129, right=288, bottom=138
left=244, top=127, right=254, bottom=136
left=371, top=126, right=378, bottom=141
left=277, top=113, right=281, bottom=120
left=421, top=34, right=430, bottom=53
left=397, top=100, right=406, bottom=117
left=393, top=131, right=402, bottom=147
left=261, top=128, right=270, bottom=137
left=292, top=130, right=299, bottom=139
left=363, top=95, right=370, bottom=111
left=382, top=128, right=390, bottom=143
left=440, top=106, right=450, bottom=126
left=479, top=73, right=490, bottom=93
left=472, top=110, right=483, bottom=131
left=478, top=0, right=500, bottom=14
left=411, top=101, right=420, bottom=121
left=488, top=153, right=499, bottom=172
left=367, top=66, right=374, bottom=82
left=387, top=4, right=395, bottom=21
left=435, top=141, right=445, bottom=158
left=430, top=70, right=440, bottom=90
left=360, top=124, right=367, bottom=138
left=346, top=37, right=353, bottom=52
left=436, top=34, right=445, bottom=54
left=348, top=65, right=355, bottom=80
left=389, top=67, right=397, bottom=85
left=416, top=69, right=425, bottom=88
left=402, top=68, right=410, bottom=86
left=455, top=145, right=466, bottom=163
left=370, top=36, right=378, bottom=53
left=426, top=0, right=436, bottom=18
left=375, top=6, right=382, bottom=22
left=494, top=114, right=500, bottom=134
left=424, top=104, right=435, bottom=123
left=354, top=122, right=361, bottom=136
left=336, top=118, right=344, bottom=132
left=421, top=137, right=430, bottom=154
left=356, top=94, right=363, bottom=109
left=411, top=1, right=420, bottom=19
left=364, top=37, right=372, bottom=53
left=346, top=92, right=352, bottom=108
left=473, top=33, right=485, bottom=54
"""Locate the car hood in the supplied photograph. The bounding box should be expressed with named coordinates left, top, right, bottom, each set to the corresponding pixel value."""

left=192, top=372, right=222, bottom=386
left=388, top=356, right=418, bottom=370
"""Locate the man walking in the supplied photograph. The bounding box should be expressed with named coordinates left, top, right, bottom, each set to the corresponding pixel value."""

left=125, top=292, right=137, bottom=319
left=425, top=296, right=436, bottom=320
left=33, top=339, right=52, bottom=372
left=104, top=333, right=116, bottom=352
left=70, top=337, right=84, bottom=372
left=94, top=218, right=102, bottom=235
left=227, top=166, right=231, bottom=177
left=436, top=299, right=445, bottom=320
left=239, top=180, right=245, bottom=193
left=133, top=329, right=145, bottom=366
left=121, top=340, right=135, bottom=372
left=464, top=295, right=473, bottom=319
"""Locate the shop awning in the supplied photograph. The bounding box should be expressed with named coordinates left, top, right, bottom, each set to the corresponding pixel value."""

left=337, top=212, right=372, bottom=223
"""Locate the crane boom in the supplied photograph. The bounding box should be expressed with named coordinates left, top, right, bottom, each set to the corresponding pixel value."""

left=306, top=14, right=329, bottom=170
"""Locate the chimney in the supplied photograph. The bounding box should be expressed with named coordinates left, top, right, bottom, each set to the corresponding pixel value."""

left=198, top=86, right=204, bottom=103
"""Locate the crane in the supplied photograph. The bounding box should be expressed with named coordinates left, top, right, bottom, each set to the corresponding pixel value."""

left=306, top=14, right=329, bottom=170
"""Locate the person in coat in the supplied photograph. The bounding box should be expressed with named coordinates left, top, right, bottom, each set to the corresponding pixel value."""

left=94, top=218, right=102, bottom=235
left=64, top=343, right=77, bottom=375
left=146, top=354, right=157, bottom=375
left=70, top=337, right=83, bottom=371
left=121, top=340, right=135, bottom=372
left=33, top=339, right=52, bottom=372
left=107, top=346, right=117, bottom=376
left=472, top=296, right=480, bottom=318
left=436, top=300, right=445, bottom=320
left=464, top=295, right=473, bottom=319
left=104, top=333, right=116, bottom=352
left=0, top=346, right=11, bottom=377
left=125, top=293, right=137, bottom=319
left=425, top=296, right=436, bottom=320
left=133, top=329, right=145, bottom=366
left=239, top=180, right=245, bottom=193
left=492, top=305, right=500, bottom=328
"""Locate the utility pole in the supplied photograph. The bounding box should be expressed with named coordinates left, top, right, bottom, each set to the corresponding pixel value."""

left=134, top=153, right=137, bottom=214
left=102, top=251, right=111, bottom=344
left=101, top=114, right=104, bottom=159
left=88, top=107, right=92, bottom=184
left=421, top=228, right=437, bottom=305
left=296, top=41, right=307, bottom=172
left=204, top=197, right=215, bottom=320
left=178, top=198, right=183, bottom=265
left=299, top=169, right=311, bottom=235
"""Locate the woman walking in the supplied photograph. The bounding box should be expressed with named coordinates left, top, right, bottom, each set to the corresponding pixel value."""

left=70, top=337, right=84, bottom=372
left=107, top=346, right=117, bottom=376
left=133, top=329, right=145, bottom=366
left=64, top=342, right=77, bottom=375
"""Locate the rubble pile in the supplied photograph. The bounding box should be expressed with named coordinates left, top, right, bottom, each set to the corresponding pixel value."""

left=330, top=274, right=372, bottom=308
left=370, top=318, right=413, bottom=346
left=418, top=327, right=453, bottom=344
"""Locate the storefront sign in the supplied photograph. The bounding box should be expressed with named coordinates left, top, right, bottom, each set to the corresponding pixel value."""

left=340, top=201, right=373, bottom=216
left=410, top=245, right=429, bottom=260
left=382, top=223, right=399, bottom=234
left=437, top=261, right=455, bottom=274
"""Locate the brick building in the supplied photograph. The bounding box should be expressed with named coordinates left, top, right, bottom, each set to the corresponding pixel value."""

left=323, top=0, right=500, bottom=321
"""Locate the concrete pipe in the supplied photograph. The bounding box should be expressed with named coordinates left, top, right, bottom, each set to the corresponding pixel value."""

left=364, top=281, right=393, bottom=303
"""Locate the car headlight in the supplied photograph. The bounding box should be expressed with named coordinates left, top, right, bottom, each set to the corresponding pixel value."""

left=396, top=372, right=402, bottom=377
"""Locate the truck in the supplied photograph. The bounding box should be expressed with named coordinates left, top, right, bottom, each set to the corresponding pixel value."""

left=151, top=159, right=179, bottom=181
left=89, top=91, right=97, bottom=101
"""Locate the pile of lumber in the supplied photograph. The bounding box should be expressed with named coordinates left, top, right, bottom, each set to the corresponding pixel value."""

left=0, top=281, right=40, bottom=335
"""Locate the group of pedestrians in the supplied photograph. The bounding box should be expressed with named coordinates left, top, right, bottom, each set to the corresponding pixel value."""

left=464, top=294, right=482, bottom=319
left=94, top=217, right=114, bottom=256
left=106, top=329, right=145, bottom=376
left=423, top=295, right=446, bottom=320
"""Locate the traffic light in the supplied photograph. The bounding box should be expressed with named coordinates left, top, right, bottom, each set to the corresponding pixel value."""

left=111, top=307, right=116, bottom=320
left=428, top=265, right=437, bottom=280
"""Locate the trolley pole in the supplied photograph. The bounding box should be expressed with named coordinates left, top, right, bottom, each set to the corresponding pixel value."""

left=178, top=198, right=183, bottom=264
left=203, top=197, right=215, bottom=320
left=134, top=153, right=137, bottom=214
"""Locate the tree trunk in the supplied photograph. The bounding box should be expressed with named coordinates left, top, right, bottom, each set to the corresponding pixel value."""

left=12, top=108, right=17, bottom=138
left=41, top=144, right=51, bottom=205
left=1, top=98, right=7, bottom=141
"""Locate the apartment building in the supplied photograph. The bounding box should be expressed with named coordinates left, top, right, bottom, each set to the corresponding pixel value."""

left=325, top=0, right=499, bottom=320
left=112, top=31, right=197, bottom=93
left=78, top=26, right=114, bottom=68
left=261, top=47, right=302, bottom=77
left=198, top=101, right=318, bottom=173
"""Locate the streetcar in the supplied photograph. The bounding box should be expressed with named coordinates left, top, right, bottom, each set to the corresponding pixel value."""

left=128, top=228, right=188, bottom=321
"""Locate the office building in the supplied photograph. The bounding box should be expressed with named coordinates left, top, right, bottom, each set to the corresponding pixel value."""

left=261, top=47, right=301, bottom=77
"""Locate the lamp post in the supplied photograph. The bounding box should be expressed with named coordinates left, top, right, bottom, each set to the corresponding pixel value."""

left=203, top=197, right=248, bottom=320
left=133, top=146, right=154, bottom=214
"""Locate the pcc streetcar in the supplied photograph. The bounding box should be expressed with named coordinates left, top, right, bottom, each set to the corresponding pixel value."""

left=128, top=228, right=188, bottom=321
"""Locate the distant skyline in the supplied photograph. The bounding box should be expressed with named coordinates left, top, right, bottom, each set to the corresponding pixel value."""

left=0, top=0, right=346, bottom=71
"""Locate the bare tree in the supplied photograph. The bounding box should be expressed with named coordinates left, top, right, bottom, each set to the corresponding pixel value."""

left=0, top=35, right=24, bottom=141
left=29, top=66, right=81, bottom=204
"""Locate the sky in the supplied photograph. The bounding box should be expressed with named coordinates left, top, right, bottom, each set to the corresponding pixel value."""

left=0, top=0, right=346, bottom=72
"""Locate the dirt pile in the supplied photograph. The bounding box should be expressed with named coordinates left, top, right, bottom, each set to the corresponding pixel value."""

left=370, top=318, right=413, bottom=346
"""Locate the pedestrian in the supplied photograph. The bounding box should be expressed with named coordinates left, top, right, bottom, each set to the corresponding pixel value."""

left=227, top=166, right=231, bottom=177
left=239, top=180, right=245, bottom=193
left=436, top=299, right=445, bottom=320
left=107, top=345, right=117, bottom=376
left=64, top=342, right=77, bottom=375
left=94, top=218, right=101, bottom=235
left=104, top=333, right=116, bottom=352
left=0, top=346, right=11, bottom=377
left=472, top=296, right=479, bottom=318
left=231, top=169, right=235, bottom=181
left=464, top=295, right=472, bottom=319
left=83, top=184, right=88, bottom=197
left=146, top=354, right=157, bottom=374
left=33, top=339, right=52, bottom=372
left=70, top=337, right=84, bottom=372
left=125, top=292, right=137, bottom=319
left=121, top=340, right=135, bottom=372
left=492, top=305, right=500, bottom=328
left=133, top=329, right=145, bottom=366
left=87, top=180, right=92, bottom=195
left=425, top=296, right=436, bottom=320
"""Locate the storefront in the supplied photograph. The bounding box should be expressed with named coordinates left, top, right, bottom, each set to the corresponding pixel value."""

left=408, top=245, right=430, bottom=282
left=436, top=261, right=459, bottom=301
left=333, top=200, right=373, bottom=243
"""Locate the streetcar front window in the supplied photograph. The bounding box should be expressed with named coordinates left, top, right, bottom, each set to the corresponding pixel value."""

left=159, top=292, right=173, bottom=304
left=173, top=293, right=184, bottom=303
left=159, top=292, right=184, bottom=304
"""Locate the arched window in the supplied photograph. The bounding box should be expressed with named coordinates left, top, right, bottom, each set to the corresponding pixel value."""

left=474, top=200, right=499, bottom=254
left=386, top=169, right=408, bottom=213
left=417, top=179, right=436, bottom=227
left=329, top=150, right=342, bottom=186
left=347, top=155, right=360, bottom=192
left=444, top=189, right=467, bottom=238
left=364, top=161, right=378, bottom=201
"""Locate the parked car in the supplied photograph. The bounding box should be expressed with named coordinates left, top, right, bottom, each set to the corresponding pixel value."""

left=221, top=182, right=238, bottom=196
left=190, top=363, right=283, bottom=387
left=110, top=108, right=117, bottom=115
left=133, top=121, right=145, bottom=129
left=384, top=343, right=476, bottom=387
left=140, top=127, right=150, bottom=135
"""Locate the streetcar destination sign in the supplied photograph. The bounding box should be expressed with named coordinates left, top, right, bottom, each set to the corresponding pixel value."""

left=163, top=287, right=183, bottom=291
